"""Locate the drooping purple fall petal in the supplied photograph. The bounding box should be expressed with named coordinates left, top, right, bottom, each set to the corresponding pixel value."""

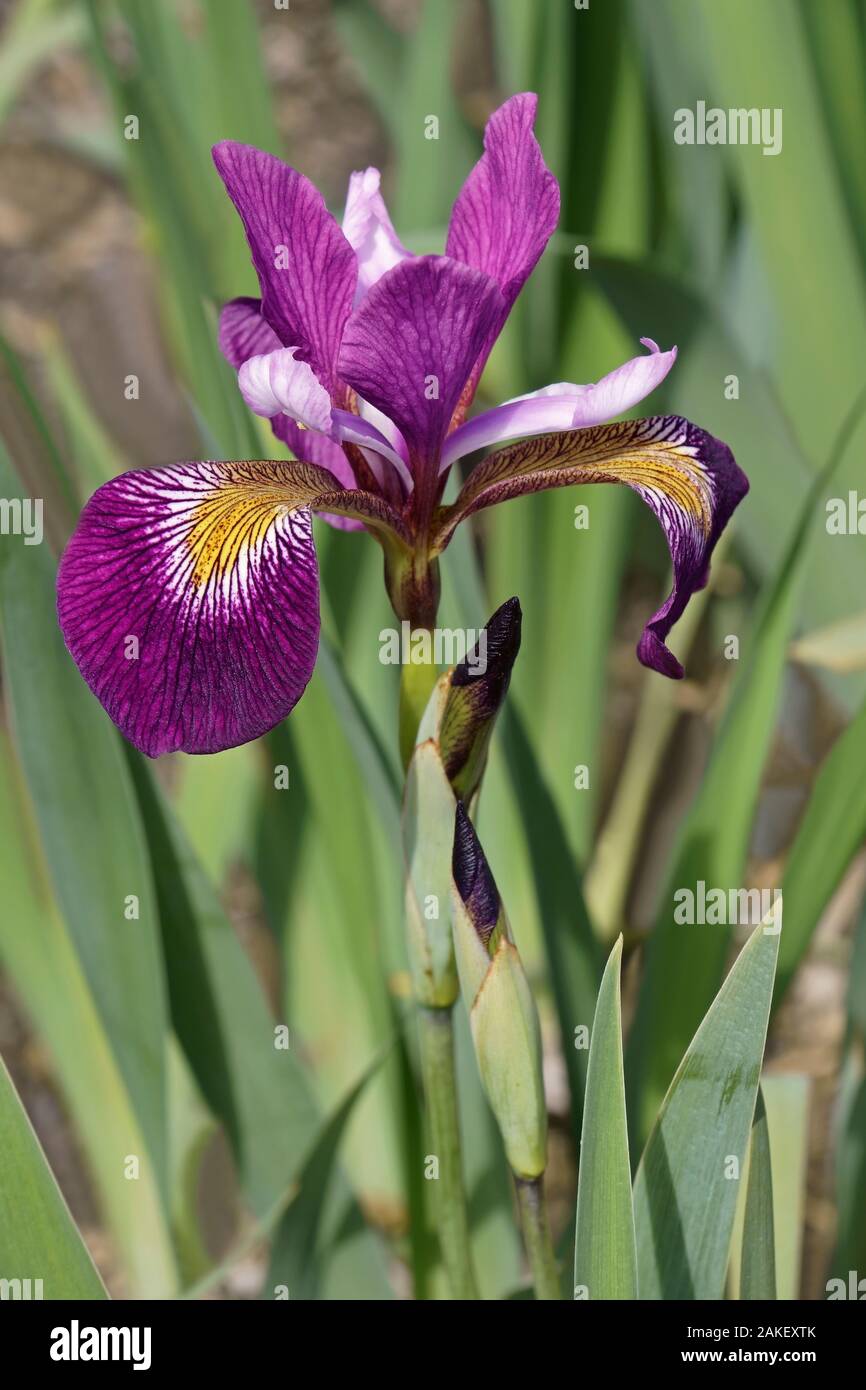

left=339, top=255, right=504, bottom=512
left=433, top=417, right=749, bottom=679
left=341, top=168, right=411, bottom=304
left=57, top=461, right=320, bottom=756
left=441, top=339, right=678, bottom=469
left=446, top=93, right=560, bottom=412
left=213, top=142, right=357, bottom=393
left=57, top=461, right=409, bottom=755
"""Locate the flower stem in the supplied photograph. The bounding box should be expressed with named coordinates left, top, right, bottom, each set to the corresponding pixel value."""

left=398, top=643, right=440, bottom=767
left=417, top=1005, right=479, bottom=1299
left=515, top=1175, right=560, bottom=1300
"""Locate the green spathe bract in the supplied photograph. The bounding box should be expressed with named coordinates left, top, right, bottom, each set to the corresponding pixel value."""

left=450, top=807, right=547, bottom=1182
left=403, top=739, right=460, bottom=1008
left=468, top=936, right=547, bottom=1180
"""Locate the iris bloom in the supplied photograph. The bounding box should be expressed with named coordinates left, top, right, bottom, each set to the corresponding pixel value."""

left=57, top=94, right=747, bottom=757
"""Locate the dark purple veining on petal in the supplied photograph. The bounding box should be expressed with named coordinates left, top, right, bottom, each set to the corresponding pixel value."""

left=338, top=255, right=504, bottom=519
left=213, top=142, right=357, bottom=393
left=446, top=93, right=560, bottom=412
left=57, top=461, right=322, bottom=757
left=434, top=416, right=749, bottom=681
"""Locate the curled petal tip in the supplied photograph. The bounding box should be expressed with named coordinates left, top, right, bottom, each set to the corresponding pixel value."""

left=637, top=631, right=685, bottom=680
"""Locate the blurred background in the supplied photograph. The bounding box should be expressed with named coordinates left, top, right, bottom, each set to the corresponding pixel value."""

left=0, top=0, right=864, bottom=1300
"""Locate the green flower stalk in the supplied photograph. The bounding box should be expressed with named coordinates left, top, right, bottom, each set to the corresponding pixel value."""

left=451, top=802, right=560, bottom=1299
left=401, top=599, right=522, bottom=1298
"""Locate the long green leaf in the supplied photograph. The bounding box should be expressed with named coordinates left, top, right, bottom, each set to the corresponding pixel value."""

left=0, top=733, right=178, bottom=1296
left=391, top=0, right=477, bottom=233
left=762, top=1075, right=809, bottom=1300
left=691, top=0, right=866, bottom=470
left=574, top=937, right=636, bottom=1299
left=633, top=916, right=780, bottom=1299
left=126, top=751, right=324, bottom=1212
left=740, top=1088, right=776, bottom=1300
left=776, top=693, right=866, bottom=1003
left=0, top=1055, right=107, bottom=1300
left=126, top=751, right=393, bottom=1297
left=265, top=1047, right=393, bottom=1301
left=0, top=444, right=171, bottom=1208
left=500, top=706, right=601, bottom=1138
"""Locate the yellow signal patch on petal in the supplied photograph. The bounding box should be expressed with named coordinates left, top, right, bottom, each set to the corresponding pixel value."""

left=433, top=417, right=715, bottom=551
left=186, top=467, right=299, bottom=589
left=56, top=459, right=324, bottom=757
left=432, top=414, right=748, bottom=682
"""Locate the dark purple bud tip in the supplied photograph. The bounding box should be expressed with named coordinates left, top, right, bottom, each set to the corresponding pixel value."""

left=451, top=597, right=522, bottom=688
left=440, top=598, right=522, bottom=801
left=452, top=802, right=501, bottom=946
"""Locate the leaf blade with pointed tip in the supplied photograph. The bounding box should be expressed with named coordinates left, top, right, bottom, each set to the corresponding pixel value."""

left=740, top=1088, right=776, bottom=1301
left=574, top=936, right=636, bottom=1300
left=265, top=1045, right=394, bottom=1302
left=633, top=918, right=780, bottom=1300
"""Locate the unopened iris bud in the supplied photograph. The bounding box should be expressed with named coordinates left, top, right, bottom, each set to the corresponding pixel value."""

left=439, top=597, right=522, bottom=803
left=451, top=803, right=547, bottom=1180
left=402, top=599, right=521, bottom=1007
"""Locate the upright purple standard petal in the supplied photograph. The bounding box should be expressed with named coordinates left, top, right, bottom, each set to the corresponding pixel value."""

left=341, top=167, right=411, bottom=303
left=339, top=255, right=503, bottom=515
left=434, top=417, right=749, bottom=680
left=213, top=143, right=357, bottom=393
left=446, top=93, right=560, bottom=410
left=57, top=461, right=326, bottom=756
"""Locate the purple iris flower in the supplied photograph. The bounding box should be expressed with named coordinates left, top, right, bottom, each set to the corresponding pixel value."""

left=57, top=94, right=748, bottom=757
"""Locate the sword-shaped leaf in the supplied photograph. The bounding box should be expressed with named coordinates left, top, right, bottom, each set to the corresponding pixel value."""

left=633, top=916, right=780, bottom=1299
left=0, top=1056, right=107, bottom=1301
left=574, top=937, right=636, bottom=1299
